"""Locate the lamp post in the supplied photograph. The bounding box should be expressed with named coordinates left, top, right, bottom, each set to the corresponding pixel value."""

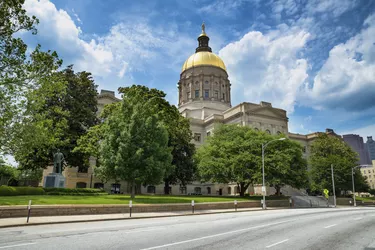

left=262, top=137, right=286, bottom=210
left=351, top=165, right=362, bottom=207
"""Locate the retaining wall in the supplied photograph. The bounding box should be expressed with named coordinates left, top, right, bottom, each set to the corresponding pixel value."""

left=0, top=200, right=289, bottom=218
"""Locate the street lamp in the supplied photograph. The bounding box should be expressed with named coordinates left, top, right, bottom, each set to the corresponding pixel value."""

left=351, top=165, right=363, bottom=207
left=262, top=137, right=286, bottom=210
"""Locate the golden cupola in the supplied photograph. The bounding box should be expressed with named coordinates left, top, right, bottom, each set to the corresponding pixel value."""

left=181, top=23, right=227, bottom=73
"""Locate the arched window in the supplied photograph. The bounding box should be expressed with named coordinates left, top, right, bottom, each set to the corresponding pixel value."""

left=207, top=187, right=211, bottom=194
left=205, top=81, right=209, bottom=85
left=234, top=186, right=239, bottom=194
left=227, top=187, right=232, bottom=194
left=277, top=131, right=281, bottom=135
left=94, top=183, right=104, bottom=189
left=254, top=128, right=259, bottom=131
left=266, top=129, right=271, bottom=134
left=147, top=185, right=156, bottom=193
left=76, top=182, right=87, bottom=188
left=194, top=187, right=201, bottom=194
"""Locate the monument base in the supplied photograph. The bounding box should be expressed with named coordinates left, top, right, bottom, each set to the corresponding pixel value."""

left=43, top=173, right=65, bottom=188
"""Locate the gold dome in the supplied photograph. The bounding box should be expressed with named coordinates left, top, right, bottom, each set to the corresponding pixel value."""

left=181, top=51, right=227, bottom=73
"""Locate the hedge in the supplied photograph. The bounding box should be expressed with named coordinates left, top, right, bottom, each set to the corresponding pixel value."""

left=43, top=188, right=107, bottom=195
left=0, top=186, right=107, bottom=196
left=0, top=186, right=46, bottom=196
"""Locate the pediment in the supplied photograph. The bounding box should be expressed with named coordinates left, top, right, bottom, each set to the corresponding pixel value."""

left=247, top=106, right=287, bottom=120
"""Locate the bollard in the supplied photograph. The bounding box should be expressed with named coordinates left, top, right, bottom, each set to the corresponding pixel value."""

left=289, top=198, right=292, bottom=208
left=26, top=200, right=32, bottom=223
left=309, top=199, right=312, bottom=208
left=192, top=200, right=195, bottom=214
left=234, top=200, right=237, bottom=211
left=129, top=200, right=132, bottom=217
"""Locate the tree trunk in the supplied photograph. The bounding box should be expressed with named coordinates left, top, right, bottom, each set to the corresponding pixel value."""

left=239, top=182, right=251, bottom=197
left=164, top=181, right=170, bottom=195
left=131, top=179, right=135, bottom=199
left=275, top=185, right=281, bottom=196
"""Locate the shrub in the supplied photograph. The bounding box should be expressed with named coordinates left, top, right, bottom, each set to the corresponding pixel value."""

left=43, top=187, right=107, bottom=195
left=0, top=186, right=45, bottom=196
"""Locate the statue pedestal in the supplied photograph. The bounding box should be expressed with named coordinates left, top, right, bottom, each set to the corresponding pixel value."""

left=43, top=173, right=65, bottom=188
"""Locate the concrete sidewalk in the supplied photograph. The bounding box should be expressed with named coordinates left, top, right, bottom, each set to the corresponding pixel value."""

left=0, top=207, right=288, bottom=228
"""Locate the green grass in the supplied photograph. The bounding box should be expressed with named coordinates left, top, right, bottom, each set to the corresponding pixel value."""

left=356, top=196, right=375, bottom=202
left=0, top=194, right=288, bottom=206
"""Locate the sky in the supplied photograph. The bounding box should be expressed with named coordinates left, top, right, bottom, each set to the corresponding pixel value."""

left=19, top=0, right=375, bottom=140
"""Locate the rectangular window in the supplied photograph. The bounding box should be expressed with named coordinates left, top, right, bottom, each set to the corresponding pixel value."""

left=204, top=90, right=209, bottom=98
left=215, top=91, right=218, bottom=99
left=207, top=131, right=211, bottom=137
left=222, top=93, right=225, bottom=100
left=195, top=90, right=199, bottom=98
left=187, top=92, right=190, bottom=100
left=194, top=133, right=201, bottom=142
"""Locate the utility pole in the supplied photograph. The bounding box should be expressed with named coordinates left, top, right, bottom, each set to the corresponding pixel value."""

left=352, top=167, right=356, bottom=207
left=331, top=164, right=336, bottom=208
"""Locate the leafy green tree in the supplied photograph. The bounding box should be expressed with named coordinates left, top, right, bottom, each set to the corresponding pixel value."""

left=309, top=134, right=369, bottom=195
left=98, top=87, right=173, bottom=198
left=0, top=1, right=62, bottom=154
left=265, top=139, right=308, bottom=196
left=11, top=66, right=98, bottom=170
left=196, top=124, right=308, bottom=196
left=118, top=85, right=196, bottom=194
left=369, top=189, right=375, bottom=196
left=0, top=158, right=19, bottom=185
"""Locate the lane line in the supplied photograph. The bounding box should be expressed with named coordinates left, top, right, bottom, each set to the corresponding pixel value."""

left=141, top=219, right=297, bottom=250
left=353, top=217, right=363, bottom=221
left=324, top=224, right=337, bottom=229
left=0, top=243, right=37, bottom=249
left=266, top=239, right=289, bottom=248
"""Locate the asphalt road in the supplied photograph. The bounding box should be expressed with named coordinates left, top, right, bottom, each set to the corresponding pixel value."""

left=1, top=207, right=375, bottom=250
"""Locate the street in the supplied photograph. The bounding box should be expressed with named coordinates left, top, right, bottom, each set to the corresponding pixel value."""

left=0, top=208, right=375, bottom=250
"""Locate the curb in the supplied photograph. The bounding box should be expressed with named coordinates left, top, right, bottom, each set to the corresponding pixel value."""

left=0, top=207, right=290, bottom=229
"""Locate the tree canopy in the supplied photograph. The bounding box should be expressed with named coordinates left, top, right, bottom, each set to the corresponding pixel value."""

left=1, top=0, right=62, bottom=155
left=309, top=133, right=370, bottom=195
left=196, top=124, right=307, bottom=196
left=96, top=86, right=173, bottom=198
left=11, top=66, right=98, bottom=170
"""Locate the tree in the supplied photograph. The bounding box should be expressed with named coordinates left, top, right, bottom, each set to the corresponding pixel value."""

left=309, top=133, right=369, bottom=195
left=265, top=139, right=308, bottom=196
left=196, top=124, right=304, bottom=196
left=0, top=158, right=18, bottom=185
left=369, top=189, right=375, bottom=196
left=11, top=66, right=98, bottom=170
left=118, top=85, right=196, bottom=195
left=97, top=87, right=173, bottom=198
left=0, top=1, right=62, bottom=154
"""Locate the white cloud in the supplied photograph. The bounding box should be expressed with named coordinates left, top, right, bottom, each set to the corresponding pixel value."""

left=219, top=26, right=310, bottom=113
left=24, top=0, right=114, bottom=77
left=302, top=14, right=375, bottom=111
left=198, top=0, right=246, bottom=17
left=23, top=0, right=196, bottom=103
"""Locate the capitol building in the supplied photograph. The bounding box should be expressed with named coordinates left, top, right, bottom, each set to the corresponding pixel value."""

left=42, top=25, right=338, bottom=195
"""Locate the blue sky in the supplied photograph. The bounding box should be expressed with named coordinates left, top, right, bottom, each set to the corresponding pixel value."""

left=21, top=0, right=375, bottom=139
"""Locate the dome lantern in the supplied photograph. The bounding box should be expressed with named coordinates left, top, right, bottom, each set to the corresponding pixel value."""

left=196, top=22, right=212, bottom=53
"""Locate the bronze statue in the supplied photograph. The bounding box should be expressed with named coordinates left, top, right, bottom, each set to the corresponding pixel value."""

left=53, top=149, right=65, bottom=174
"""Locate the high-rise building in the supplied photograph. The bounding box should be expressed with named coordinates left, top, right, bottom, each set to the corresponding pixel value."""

left=342, top=134, right=372, bottom=165
left=366, top=136, right=375, bottom=161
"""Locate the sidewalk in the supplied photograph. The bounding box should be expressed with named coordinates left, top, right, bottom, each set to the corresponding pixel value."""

left=0, top=207, right=287, bottom=228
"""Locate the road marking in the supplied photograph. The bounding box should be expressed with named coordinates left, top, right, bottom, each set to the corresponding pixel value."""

left=141, top=219, right=296, bottom=250
left=0, top=243, right=37, bottom=249
left=266, top=239, right=289, bottom=248
left=324, top=224, right=337, bottom=229
left=353, top=217, right=363, bottom=221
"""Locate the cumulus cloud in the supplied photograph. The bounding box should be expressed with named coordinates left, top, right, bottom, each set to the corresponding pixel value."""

left=219, top=26, right=310, bottom=113
left=23, top=0, right=196, bottom=100
left=302, top=14, right=375, bottom=111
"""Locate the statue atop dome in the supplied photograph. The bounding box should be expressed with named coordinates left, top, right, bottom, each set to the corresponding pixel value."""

left=201, top=22, right=206, bottom=34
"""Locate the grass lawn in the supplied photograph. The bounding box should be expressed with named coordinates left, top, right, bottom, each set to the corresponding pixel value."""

left=356, top=196, right=375, bottom=202
left=0, top=194, right=288, bottom=206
